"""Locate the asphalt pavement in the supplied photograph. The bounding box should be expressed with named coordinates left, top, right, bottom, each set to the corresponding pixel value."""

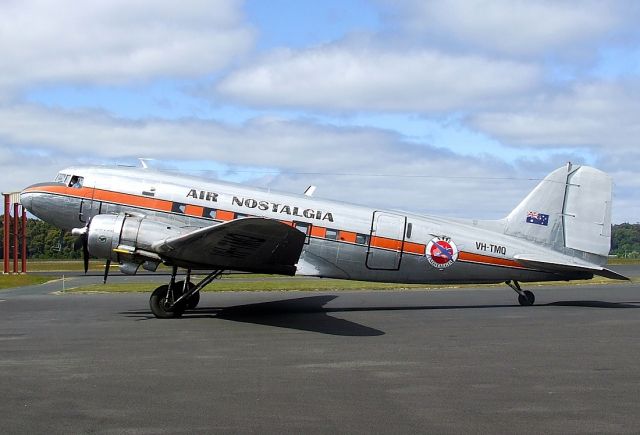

left=1, top=278, right=640, bottom=434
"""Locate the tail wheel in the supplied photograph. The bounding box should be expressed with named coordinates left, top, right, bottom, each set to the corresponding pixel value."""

left=150, top=285, right=185, bottom=319
left=518, top=290, right=535, bottom=306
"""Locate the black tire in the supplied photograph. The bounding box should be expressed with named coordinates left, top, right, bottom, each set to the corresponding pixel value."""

left=173, top=281, right=200, bottom=310
left=149, top=285, right=184, bottom=319
left=524, top=290, right=535, bottom=305
left=518, top=291, right=535, bottom=306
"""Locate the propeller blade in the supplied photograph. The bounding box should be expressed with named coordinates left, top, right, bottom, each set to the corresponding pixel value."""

left=82, top=234, right=90, bottom=274
left=103, top=259, right=111, bottom=284
left=73, top=236, right=83, bottom=251
left=72, top=219, right=92, bottom=274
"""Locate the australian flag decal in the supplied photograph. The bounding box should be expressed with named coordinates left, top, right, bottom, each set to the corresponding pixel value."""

left=526, top=211, right=549, bottom=226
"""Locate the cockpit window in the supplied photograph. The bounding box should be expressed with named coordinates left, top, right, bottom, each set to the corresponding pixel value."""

left=54, top=173, right=68, bottom=183
left=69, top=175, right=84, bottom=188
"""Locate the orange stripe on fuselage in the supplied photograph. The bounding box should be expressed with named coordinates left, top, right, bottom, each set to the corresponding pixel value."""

left=25, top=184, right=93, bottom=199
left=458, top=251, right=525, bottom=269
left=338, top=231, right=357, bottom=243
left=403, top=241, right=425, bottom=255
left=93, top=188, right=173, bottom=211
left=216, top=210, right=235, bottom=221
left=26, top=185, right=174, bottom=211
left=184, top=204, right=204, bottom=217
left=370, top=236, right=403, bottom=251
left=310, top=226, right=326, bottom=238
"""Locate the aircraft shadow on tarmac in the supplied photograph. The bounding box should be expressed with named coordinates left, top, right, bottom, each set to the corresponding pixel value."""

left=121, top=295, right=640, bottom=336
left=123, top=295, right=385, bottom=336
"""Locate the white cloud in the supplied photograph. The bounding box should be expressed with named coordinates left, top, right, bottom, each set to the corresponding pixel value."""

left=216, top=43, right=541, bottom=112
left=471, top=81, right=640, bottom=151
left=0, top=104, right=552, bottom=220
left=0, top=0, right=253, bottom=93
left=387, top=0, right=627, bottom=56
left=468, top=80, right=640, bottom=222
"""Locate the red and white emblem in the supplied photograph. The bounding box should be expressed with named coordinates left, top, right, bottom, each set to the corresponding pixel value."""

left=426, top=236, right=458, bottom=269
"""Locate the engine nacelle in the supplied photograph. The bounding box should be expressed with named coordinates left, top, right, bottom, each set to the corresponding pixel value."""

left=86, top=213, right=185, bottom=262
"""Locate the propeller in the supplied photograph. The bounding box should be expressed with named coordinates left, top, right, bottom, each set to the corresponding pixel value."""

left=71, top=222, right=90, bottom=274
left=103, top=259, right=111, bottom=284
left=72, top=219, right=111, bottom=281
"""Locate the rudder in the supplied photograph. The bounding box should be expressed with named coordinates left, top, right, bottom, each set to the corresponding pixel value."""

left=504, top=164, right=612, bottom=262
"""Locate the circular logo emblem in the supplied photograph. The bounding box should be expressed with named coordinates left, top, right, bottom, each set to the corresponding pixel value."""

left=426, top=237, right=458, bottom=269
left=98, top=235, right=107, bottom=243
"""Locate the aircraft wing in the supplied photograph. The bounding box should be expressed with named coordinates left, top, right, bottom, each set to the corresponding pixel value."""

left=152, top=218, right=306, bottom=275
left=514, top=254, right=630, bottom=281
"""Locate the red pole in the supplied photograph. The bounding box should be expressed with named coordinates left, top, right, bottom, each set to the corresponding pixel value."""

left=13, top=202, right=18, bottom=273
left=21, top=206, right=27, bottom=273
left=3, top=194, right=9, bottom=274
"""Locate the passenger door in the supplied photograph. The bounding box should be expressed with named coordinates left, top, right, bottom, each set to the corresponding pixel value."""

left=366, top=211, right=407, bottom=270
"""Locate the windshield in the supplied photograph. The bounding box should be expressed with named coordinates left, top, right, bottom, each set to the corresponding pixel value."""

left=68, top=175, right=84, bottom=188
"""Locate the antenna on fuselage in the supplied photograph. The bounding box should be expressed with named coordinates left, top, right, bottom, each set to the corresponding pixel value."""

left=304, top=185, right=316, bottom=197
left=138, top=158, right=154, bottom=169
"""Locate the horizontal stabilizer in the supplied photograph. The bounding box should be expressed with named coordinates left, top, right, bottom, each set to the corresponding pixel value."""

left=153, top=218, right=306, bottom=275
left=514, top=254, right=630, bottom=281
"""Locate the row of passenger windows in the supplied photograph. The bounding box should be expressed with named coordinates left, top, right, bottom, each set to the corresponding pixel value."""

left=170, top=203, right=370, bottom=246
left=325, top=228, right=369, bottom=245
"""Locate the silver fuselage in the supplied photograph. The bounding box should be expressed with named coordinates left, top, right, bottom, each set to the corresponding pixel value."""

left=21, top=165, right=589, bottom=284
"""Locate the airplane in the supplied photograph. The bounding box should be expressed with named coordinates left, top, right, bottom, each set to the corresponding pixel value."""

left=20, top=162, right=628, bottom=318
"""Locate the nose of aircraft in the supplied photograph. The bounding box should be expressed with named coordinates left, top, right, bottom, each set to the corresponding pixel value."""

left=20, top=188, right=35, bottom=213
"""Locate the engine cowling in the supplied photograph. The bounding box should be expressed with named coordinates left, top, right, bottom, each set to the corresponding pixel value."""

left=85, top=213, right=185, bottom=262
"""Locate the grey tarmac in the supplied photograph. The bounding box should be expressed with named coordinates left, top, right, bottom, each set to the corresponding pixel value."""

left=1, top=281, right=639, bottom=434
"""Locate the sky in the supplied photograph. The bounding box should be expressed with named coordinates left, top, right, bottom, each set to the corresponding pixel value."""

left=0, top=0, right=638, bottom=222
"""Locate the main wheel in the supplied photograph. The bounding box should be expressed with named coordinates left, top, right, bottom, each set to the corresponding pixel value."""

left=173, top=281, right=200, bottom=310
left=518, top=290, right=535, bottom=306
left=150, top=285, right=185, bottom=319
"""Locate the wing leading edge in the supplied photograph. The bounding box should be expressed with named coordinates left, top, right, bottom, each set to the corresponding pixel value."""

left=153, top=218, right=306, bottom=275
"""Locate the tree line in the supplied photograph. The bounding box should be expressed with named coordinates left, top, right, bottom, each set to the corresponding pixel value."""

left=1, top=217, right=80, bottom=259
left=0, top=217, right=639, bottom=259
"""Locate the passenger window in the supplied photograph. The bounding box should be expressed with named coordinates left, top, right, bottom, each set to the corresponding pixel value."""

left=355, top=234, right=369, bottom=245
left=203, top=208, right=217, bottom=219
left=294, top=222, right=311, bottom=244
left=172, top=203, right=186, bottom=214
left=325, top=229, right=338, bottom=240
left=406, top=223, right=413, bottom=239
left=295, top=222, right=310, bottom=234
left=69, top=175, right=84, bottom=188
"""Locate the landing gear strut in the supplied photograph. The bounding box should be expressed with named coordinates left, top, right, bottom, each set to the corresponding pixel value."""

left=149, top=268, right=224, bottom=318
left=506, top=280, right=535, bottom=306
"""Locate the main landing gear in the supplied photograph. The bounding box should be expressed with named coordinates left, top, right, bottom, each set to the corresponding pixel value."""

left=149, top=267, right=224, bottom=319
left=506, top=280, right=535, bottom=306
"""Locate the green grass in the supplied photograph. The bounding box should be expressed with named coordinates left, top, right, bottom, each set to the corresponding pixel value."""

left=0, top=274, right=53, bottom=289
left=26, top=260, right=173, bottom=273
left=606, top=257, right=640, bottom=265
left=63, top=277, right=430, bottom=293
left=27, top=260, right=108, bottom=272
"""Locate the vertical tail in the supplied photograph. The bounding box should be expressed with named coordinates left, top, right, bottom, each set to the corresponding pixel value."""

left=504, top=164, right=612, bottom=264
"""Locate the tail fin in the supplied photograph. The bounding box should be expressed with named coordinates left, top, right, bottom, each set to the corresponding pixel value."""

left=504, top=164, right=612, bottom=264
